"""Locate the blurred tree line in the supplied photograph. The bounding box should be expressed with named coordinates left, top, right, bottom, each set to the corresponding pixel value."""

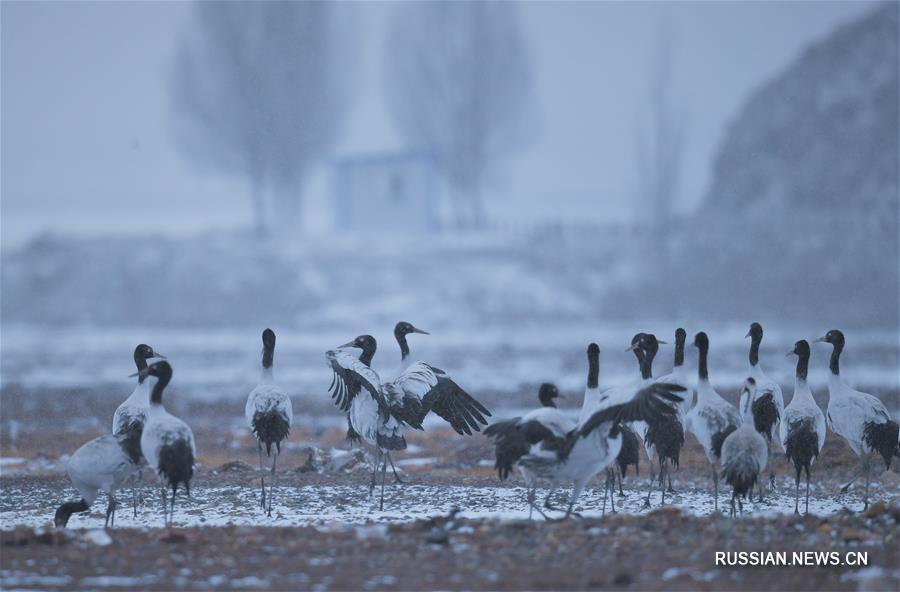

left=172, top=1, right=535, bottom=237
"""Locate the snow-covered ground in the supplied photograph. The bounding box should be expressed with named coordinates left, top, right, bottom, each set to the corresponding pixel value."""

left=3, top=479, right=896, bottom=531
left=2, top=322, right=897, bottom=405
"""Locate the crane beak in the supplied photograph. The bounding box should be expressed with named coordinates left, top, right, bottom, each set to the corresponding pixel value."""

left=814, top=336, right=826, bottom=343
left=657, top=340, right=668, bottom=345
left=151, top=352, right=167, bottom=360
left=785, top=350, right=794, bottom=357
left=337, top=340, right=357, bottom=349
left=625, top=344, right=638, bottom=352
left=412, top=327, right=430, bottom=335
left=129, top=368, right=151, bottom=379
left=744, top=330, right=751, bottom=338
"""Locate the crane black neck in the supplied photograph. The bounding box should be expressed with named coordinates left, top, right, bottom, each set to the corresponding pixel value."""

left=395, top=332, right=410, bottom=360
left=539, top=392, right=556, bottom=408
left=150, top=378, right=170, bottom=405
left=673, top=337, right=685, bottom=367
left=54, top=499, right=89, bottom=527
left=134, top=349, right=149, bottom=384
left=829, top=342, right=842, bottom=376
left=640, top=348, right=655, bottom=380
left=697, top=343, right=709, bottom=380
left=796, top=350, right=809, bottom=381
left=749, top=335, right=761, bottom=367
left=359, top=343, right=376, bottom=367
left=587, top=348, right=599, bottom=389
left=148, top=364, right=173, bottom=405
left=262, top=342, right=274, bottom=370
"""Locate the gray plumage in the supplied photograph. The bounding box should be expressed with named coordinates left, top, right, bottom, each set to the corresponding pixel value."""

left=721, top=378, right=769, bottom=517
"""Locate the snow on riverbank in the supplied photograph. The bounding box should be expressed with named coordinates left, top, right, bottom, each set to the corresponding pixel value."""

left=2, top=322, right=897, bottom=402
left=3, top=481, right=896, bottom=531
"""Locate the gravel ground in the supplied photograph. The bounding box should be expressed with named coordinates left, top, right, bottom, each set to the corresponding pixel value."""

left=2, top=397, right=899, bottom=590
left=2, top=505, right=899, bottom=591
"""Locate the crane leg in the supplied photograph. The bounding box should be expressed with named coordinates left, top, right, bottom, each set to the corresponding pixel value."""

left=713, top=466, right=719, bottom=513
left=609, top=469, right=618, bottom=513
left=543, top=486, right=563, bottom=513
left=387, top=452, right=404, bottom=483
left=660, top=461, right=668, bottom=506
left=369, top=449, right=382, bottom=496
left=527, top=486, right=547, bottom=520
left=643, top=465, right=655, bottom=509
left=160, top=488, right=168, bottom=527
left=528, top=487, right=534, bottom=520
left=105, top=493, right=117, bottom=528
left=267, top=450, right=278, bottom=517
left=768, top=440, right=777, bottom=492
left=862, top=458, right=871, bottom=512
left=805, top=469, right=811, bottom=515
left=840, top=464, right=863, bottom=494
left=564, top=480, right=585, bottom=519
left=257, top=443, right=266, bottom=510
left=601, top=471, right=610, bottom=516
left=379, top=455, right=388, bottom=511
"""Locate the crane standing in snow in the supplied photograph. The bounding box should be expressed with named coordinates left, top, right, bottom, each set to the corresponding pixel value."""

left=246, top=328, right=293, bottom=516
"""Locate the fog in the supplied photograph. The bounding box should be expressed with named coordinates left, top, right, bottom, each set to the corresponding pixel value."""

left=1, top=1, right=873, bottom=244
left=1, top=1, right=897, bottom=400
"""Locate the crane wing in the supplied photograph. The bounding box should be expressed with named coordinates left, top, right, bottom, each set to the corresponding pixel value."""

left=325, top=349, right=383, bottom=413
left=388, top=362, right=491, bottom=435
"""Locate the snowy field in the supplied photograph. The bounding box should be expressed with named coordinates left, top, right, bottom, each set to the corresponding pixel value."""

left=1, top=321, right=898, bottom=590
left=2, top=479, right=897, bottom=532
left=1, top=322, right=897, bottom=405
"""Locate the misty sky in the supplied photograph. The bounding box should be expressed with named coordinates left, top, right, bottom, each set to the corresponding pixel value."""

left=1, top=1, right=874, bottom=247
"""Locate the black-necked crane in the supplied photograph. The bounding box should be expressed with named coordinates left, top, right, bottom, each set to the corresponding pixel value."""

left=487, top=343, right=685, bottom=518
left=739, top=322, right=784, bottom=497
left=326, top=334, right=490, bottom=510
left=137, top=360, right=195, bottom=526
left=684, top=332, right=742, bottom=513
left=632, top=333, right=685, bottom=507
left=817, top=329, right=899, bottom=510
left=111, top=343, right=164, bottom=516
left=781, top=339, right=826, bottom=514
left=245, top=328, right=292, bottom=516
left=721, top=378, right=769, bottom=517
left=54, top=434, right=140, bottom=528
left=484, top=382, right=574, bottom=519
left=655, top=328, right=693, bottom=416
left=647, top=328, right=692, bottom=499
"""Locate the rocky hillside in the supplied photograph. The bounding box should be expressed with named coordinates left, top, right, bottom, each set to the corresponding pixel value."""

left=613, top=3, right=899, bottom=327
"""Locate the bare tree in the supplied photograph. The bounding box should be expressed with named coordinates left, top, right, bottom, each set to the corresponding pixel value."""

left=636, top=29, right=688, bottom=263
left=172, top=1, right=351, bottom=237
left=384, top=2, right=535, bottom=228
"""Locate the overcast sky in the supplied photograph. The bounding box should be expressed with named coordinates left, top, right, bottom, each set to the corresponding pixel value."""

left=1, top=1, right=874, bottom=247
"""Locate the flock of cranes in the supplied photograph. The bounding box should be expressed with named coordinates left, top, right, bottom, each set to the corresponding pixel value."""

left=52, top=322, right=898, bottom=527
